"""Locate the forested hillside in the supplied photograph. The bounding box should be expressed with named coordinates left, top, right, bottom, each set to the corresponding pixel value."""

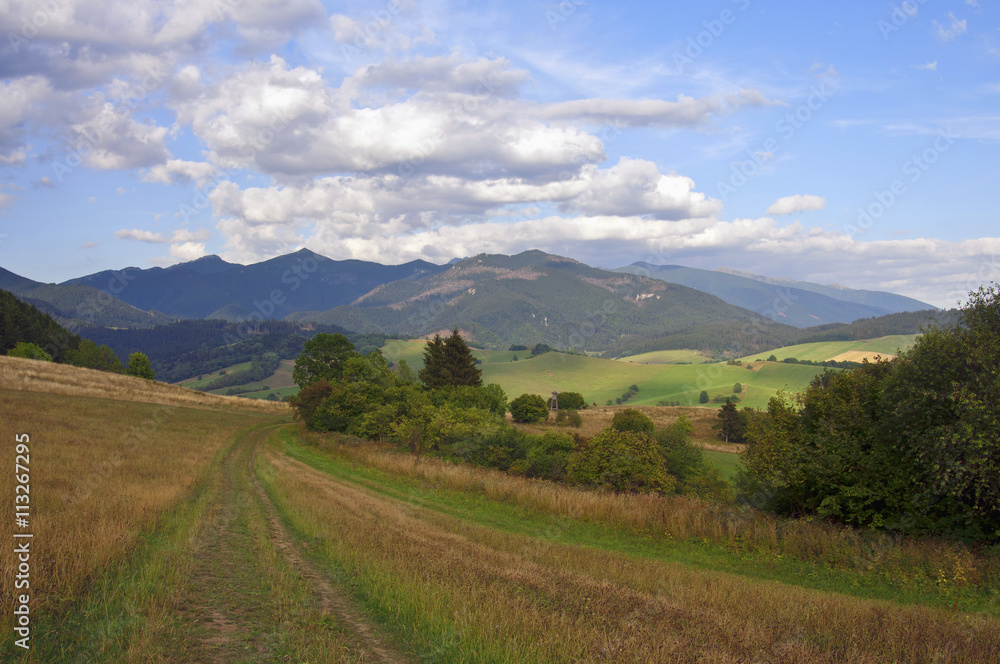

left=291, top=250, right=776, bottom=352
left=0, top=267, right=171, bottom=328
left=82, top=319, right=386, bottom=382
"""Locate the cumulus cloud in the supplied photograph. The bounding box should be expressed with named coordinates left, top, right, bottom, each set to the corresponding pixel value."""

left=174, top=55, right=606, bottom=179
left=766, top=194, right=826, bottom=216
left=561, top=159, right=722, bottom=219
left=68, top=95, right=170, bottom=169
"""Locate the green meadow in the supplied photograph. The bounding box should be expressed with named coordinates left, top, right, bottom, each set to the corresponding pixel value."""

left=380, top=340, right=828, bottom=409
left=736, top=334, right=918, bottom=363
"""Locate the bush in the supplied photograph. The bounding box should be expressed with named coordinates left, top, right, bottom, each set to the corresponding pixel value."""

left=523, top=431, right=577, bottom=480
left=555, top=409, right=583, bottom=427
left=567, top=428, right=673, bottom=494
left=733, top=382, right=743, bottom=393
left=7, top=342, right=52, bottom=362
left=556, top=391, right=587, bottom=410
left=698, top=390, right=710, bottom=404
left=610, top=408, right=654, bottom=436
left=510, top=393, right=549, bottom=423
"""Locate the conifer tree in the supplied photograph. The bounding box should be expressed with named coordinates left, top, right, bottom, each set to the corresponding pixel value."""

left=419, top=329, right=482, bottom=388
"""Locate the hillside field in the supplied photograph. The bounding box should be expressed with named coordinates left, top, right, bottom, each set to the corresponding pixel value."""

left=3, top=359, right=998, bottom=662
left=383, top=340, right=830, bottom=409
left=736, top=334, right=918, bottom=363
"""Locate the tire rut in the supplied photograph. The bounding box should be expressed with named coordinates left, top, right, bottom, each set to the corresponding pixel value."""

left=248, top=428, right=417, bottom=664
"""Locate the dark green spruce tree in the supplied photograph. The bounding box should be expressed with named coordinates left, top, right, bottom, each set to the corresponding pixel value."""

left=419, top=329, right=482, bottom=389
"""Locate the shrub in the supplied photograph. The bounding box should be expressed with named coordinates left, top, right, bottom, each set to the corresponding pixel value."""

left=523, top=431, right=577, bottom=480
left=7, top=342, right=52, bottom=362
left=555, top=409, right=583, bottom=427
left=567, top=428, right=673, bottom=494
left=610, top=409, right=654, bottom=436
left=510, top=393, right=549, bottom=423
left=556, top=391, right=587, bottom=410
left=698, top=390, right=709, bottom=404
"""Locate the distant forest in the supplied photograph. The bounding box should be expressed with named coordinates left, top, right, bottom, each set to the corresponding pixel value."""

left=606, top=308, right=956, bottom=359
left=81, top=319, right=386, bottom=383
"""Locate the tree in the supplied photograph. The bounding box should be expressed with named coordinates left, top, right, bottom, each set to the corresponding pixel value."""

left=125, top=352, right=156, bottom=379
left=717, top=399, right=746, bottom=443
left=510, top=393, right=548, bottom=423
left=567, top=427, right=673, bottom=494
left=7, top=342, right=52, bottom=361
left=293, top=333, right=358, bottom=388
left=698, top=390, right=709, bottom=404
left=610, top=408, right=654, bottom=436
left=733, top=382, right=743, bottom=393
left=443, top=329, right=482, bottom=387
left=556, top=391, right=587, bottom=410
left=419, top=329, right=482, bottom=389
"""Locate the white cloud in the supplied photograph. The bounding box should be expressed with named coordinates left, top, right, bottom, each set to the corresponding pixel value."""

left=966, top=0, right=980, bottom=7
left=174, top=55, right=607, bottom=179
left=934, top=13, right=967, bottom=42
left=114, top=227, right=210, bottom=244
left=539, top=89, right=776, bottom=128
left=69, top=95, right=170, bottom=170
left=561, top=158, right=722, bottom=219
left=142, top=159, right=217, bottom=186
left=0, top=193, right=15, bottom=209
left=115, top=229, right=167, bottom=243
left=913, top=61, right=938, bottom=71
left=0, top=76, right=53, bottom=164
left=766, top=194, right=826, bottom=216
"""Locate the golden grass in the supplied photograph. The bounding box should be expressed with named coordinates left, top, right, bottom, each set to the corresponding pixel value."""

left=0, top=389, right=279, bottom=625
left=263, top=445, right=1000, bottom=663
left=0, top=355, right=291, bottom=415
left=307, top=433, right=999, bottom=598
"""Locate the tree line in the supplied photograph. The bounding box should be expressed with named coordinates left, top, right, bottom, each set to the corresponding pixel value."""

left=737, top=285, right=1000, bottom=542
left=2, top=289, right=155, bottom=378
left=288, top=329, right=729, bottom=500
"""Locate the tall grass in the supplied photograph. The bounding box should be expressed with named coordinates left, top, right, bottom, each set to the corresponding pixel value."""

left=262, top=445, right=1000, bottom=663
left=0, top=390, right=277, bottom=640
left=0, top=355, right=292, bottom=414
left=305, top=431, right=1000, bottom=602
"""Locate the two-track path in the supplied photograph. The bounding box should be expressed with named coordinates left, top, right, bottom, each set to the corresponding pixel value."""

left=181, top=424, right=414, bottom=664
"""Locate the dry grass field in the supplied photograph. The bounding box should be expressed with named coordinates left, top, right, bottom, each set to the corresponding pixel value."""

left=0, top=355, right=291, bottom=415
left=2, top=358, right=998, bottom=662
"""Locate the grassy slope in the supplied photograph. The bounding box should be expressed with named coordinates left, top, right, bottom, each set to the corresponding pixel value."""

left=736, top=334, right=918, bottom=363
left=383, top=340, right=831, bottom=409
left=264, top=432, right=1000, bottom=663
left=5, top=360, right=999, bottom=662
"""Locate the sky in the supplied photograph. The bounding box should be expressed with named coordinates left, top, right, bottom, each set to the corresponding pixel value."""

left=1, top=0, right=998, bottom=308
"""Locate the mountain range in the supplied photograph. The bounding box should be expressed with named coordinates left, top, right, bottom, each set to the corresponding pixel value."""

left=1, top=249, right=937, bottom=353
left=616, top=263, right=932, bottom=328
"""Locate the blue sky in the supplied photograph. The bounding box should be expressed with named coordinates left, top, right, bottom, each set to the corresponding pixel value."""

left=1, top=0, right=998, bottom=307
